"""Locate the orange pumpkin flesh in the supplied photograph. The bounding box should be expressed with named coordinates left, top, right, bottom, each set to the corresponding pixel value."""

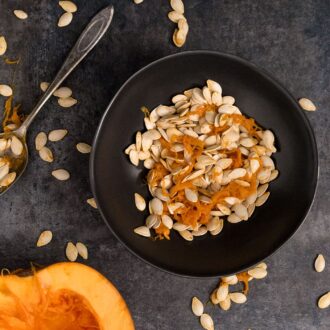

left=0, top=262, right=135, bottom=330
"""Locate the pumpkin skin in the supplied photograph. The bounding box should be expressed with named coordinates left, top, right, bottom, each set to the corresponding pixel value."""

left=0, top=262, right=135, bottom=330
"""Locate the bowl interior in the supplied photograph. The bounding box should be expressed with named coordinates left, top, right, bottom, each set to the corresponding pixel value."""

left=91, top=51, right=317, bottom=277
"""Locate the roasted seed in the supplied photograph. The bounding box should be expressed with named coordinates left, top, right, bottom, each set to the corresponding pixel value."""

left=168, top=11, right=185, bottom=23
left=170, top=0, right=184, bottom=14
left=58, top=96, right=77, bottom=107
left=76, top=142, right=91, bottom=154
left=191, top=297, right=204, bottom=316
left=39, top=147, right=54, bottom=163
left=315, top=254, right=325, bottom=273
left=52, top=169, right=70, bottom=181
left=49, top=129, right=68, bottom=142
left=58, top=12, right=73, bottom=27
left=200, top=313, right=214, bottom=330
left=36, top=230, right=53, bottom=247
left=0, top=36, right=7, bottom=56
left=299, top=98, right=316, bottom=111
left=216, top=283, right=229, bottom=302
left=134, top=226, right=151, bottom=237
left=35, top=132, right=47, bottom=150
left=87, top=198, right=97, bottom=209
left=10, top=136, right=23, bottom=156
left=248, top=267, right=267, bottom=279
left=53, top=87, right=72, bottom=98
left=318, top=292, right=330, bottom=309
left=0, top=164, right=9, bottom=181
left=229, top=292, right=247, bottom=304
left=66, top=242, right=78, bottom=261
left=255, top=192, right=270, bottom=207
left=59, top=1, right=78, bottom=13
left=0, top=84, right=13, bottom=97
left=0, top=172, right=16, bottom=187
left=76, top=242, right=88, bottom=259
left=219, top=295, right=231, bottom=311
left=134, top=193, right=146, bottom=211
left=14, top=10, right=28, bottom=19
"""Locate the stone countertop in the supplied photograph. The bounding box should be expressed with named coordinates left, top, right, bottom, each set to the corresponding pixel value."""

left=1, top=1, right=329, bottom=329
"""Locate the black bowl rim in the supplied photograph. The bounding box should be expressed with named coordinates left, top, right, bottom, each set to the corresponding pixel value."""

left=90, top=50, right=319, bottom=278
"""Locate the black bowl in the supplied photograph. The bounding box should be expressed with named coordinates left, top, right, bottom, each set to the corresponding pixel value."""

left=90, top=51, right=318, bottom=277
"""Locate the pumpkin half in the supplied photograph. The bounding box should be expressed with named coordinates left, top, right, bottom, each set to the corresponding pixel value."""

left=0, top=262, right=135, bottom=330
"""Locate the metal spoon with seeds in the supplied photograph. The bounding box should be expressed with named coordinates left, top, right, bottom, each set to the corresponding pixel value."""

left=0, top=5, right=114, bottom=195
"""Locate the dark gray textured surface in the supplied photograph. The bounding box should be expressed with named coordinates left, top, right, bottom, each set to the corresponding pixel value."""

left=0, top=1, right=329, bottom=329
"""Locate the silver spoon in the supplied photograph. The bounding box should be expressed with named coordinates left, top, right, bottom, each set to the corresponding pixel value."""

left=0, top=5, right=114, bottom=195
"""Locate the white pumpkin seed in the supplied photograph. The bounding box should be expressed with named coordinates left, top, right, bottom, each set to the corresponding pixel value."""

left=66, top=242, right=78, bottom=261
left=40, top=81, right=49, bottom=92
left=150, top=198, right=163, bottom=215
left=227, top=213, right=242, bottom=223
left=161, top=215, right=173, bottom=229
left=250, top=159, right=260, bottom=174
left=36, top=230, right=53, bottom=247
left=184, top=188, right=198, bottom=203
left=210, top=219, right=224, bottom=235
left=0, top=36, right=7, bottom=56
left=76, top=142, right=91, bottom=154
left=315, top=254, right=325, bottom=273
left=0, top=172, right=16, bottom=187
left=269, top=169, right=279, bottom=181
left=58, top=96, right=77, bottom=107
left=145, top=214, right=158, bottom=228
left=200, top=313, right=214, bottom=330
left=229, top=292, right=247, bottom=304
left=318, top=292, right=330, bottom=309
left=179, top=230, right=193, bottom=241
left=191, top=297, right=204, bottom=316
left=192, top=226, right=207, bottom=236
left=0, top=164, right=9, bottom=181
left=170, top=0, right=184, bottom=14
left=248, top=267, right=267, bottom=279
left=35, top=132, right=47, bottom=150
left=211, top=92, right=222, bottom=106
left=10, top=136, right=23, bottom=156
left=58, top=12, right=73, bottom=27
left=48, top=129, right=68, bottom=142
left=0, top=84, right=13, bottom=97
left=257, top=183, right=269, bottom=197
left=255, top=191, right=270, bottom=207
left=143, top=158, right=155, bottom=169
left=219, top=295, right=231, bottom=311
left=52, top=169, right=70, bottom=181
left=228, top=168, right=246, bottom=180
left=13, top=10, right=28, bottom=19
left=221, top=275, right=238, bottom=284
left=256, top=262, right=267, bottom=270
left=207, top=79, right=222, bottom=94
left=222, top=96, right=235, bottom=105
left=59, top=1, right=77, bottom=13
left=134, top=226, right=151, bottom=237
left=298, top=98, right=316, bottom=111
left=216, top=283, right=229, bottom=302
left=247, top=203, right=255, bottom=217
left=76, top=242, right=88, bottom=259
left=53, top=87, right=72, bottom=98
left=207, top=216, right=221, bottom=232
left=87, top=198, right=97, bottom=209
left=133, top=0, right=144, bottom=3
left=39, top=147, right=54, bottom=163
left=134, top=193, right=146, bottom=211
left=232, top=203, right=248, bottom=220
left=173, top=222, right=189, bottom=231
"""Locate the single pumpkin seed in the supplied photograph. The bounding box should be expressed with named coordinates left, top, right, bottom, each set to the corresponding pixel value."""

left=200, top=313, right=214, bottom=330
left=207, top=79, right=222, bottom=94
left=134, top=226, right=151, bottom=237
left=76, top=242, right=88, bottom=259
left=250, top=159, right=260, bottom=173
left=59, top=1, right=78, bottom=13
left=10, top=136, right=23, bottom=156
left=40, top=81, right=49, bottom=92
left=143, top=158, right=155, bottom=169
left=48, top=129, right=68, bottom=142
left=191, top=297, right=204, bottom=316
left=228, top=168, right=246, bottom=180
left=35, top=132, right=47, bottom=150
left=52, top=169, right=70, bottom=181
left=170, top=0, right=184, bottom=14
left=222, top=95, right=235, bottom=105
left=221, top=275, right=238, bottom=284
left=219, top=295, right=231, bottom=311
left=161, top=215, right=173, bottom=229
left=173, top=222, right=189, bottom=231
left=87, top=198, right=97, bottom=209
left=66, top=242, right=78, bottom=261
left=248, top=267, right=267, bottom=279
left=192, top=226, right=207, bottom=236
left=58, top=96, right=77, bottom=107
left=227, top=214, right=242, bottom=223
left=315, top=254, right=325, bottom=272
left=37, top=230, right=53, bottom=247
left=0, top=36, right=7, bottom=56
left=255, top=191, right=270, bottom=207
left=184, top=188, right=198, bottom=203
left=318, top=292, right=330, bottom=309
left=53, top=87, right=72, bottom=98
left=145, top=214, right=158, bottom=228
left=0, top=164, right=9, bottom=181
left=257, top=183, right=269, bottom=197
left=298, top=98, right=316, bottom=111
left=179, top=230, right=193, bottom=241
left=0, top=84, right=13, bottom=97
left=0, top=172, right=16, bottom=187
left=229, top=292, right=247, bottom=304
left=150, top=198, right=163, bottom=215
left=232, top=203, right=248, bottom=220
left=76, top=142, right=91, bottom=154
left=58, top=12, right=73, bottom=27
left=39, top=147, right=54, bottom=163
left=256, top=262, right=267, bottom=270
left=210, top=219, right=224, bottom=235
left=13, top=10, right=28, bottom=19
left=216, top=283, right=229, bottom=302
left=134, top=193, right=146, bottom=211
